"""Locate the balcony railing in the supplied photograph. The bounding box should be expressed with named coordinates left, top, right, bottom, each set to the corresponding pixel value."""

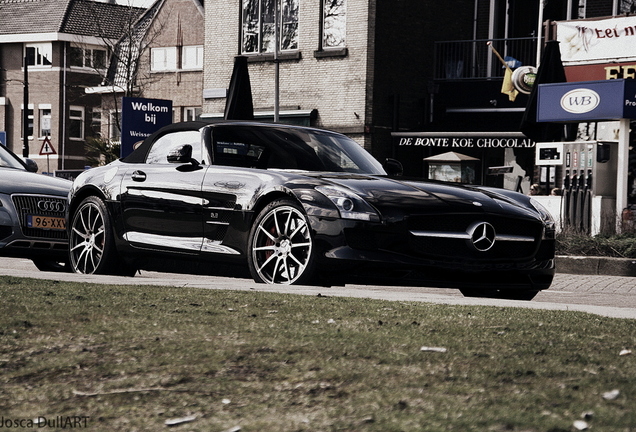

left=434, top=37, right=539, bottom=80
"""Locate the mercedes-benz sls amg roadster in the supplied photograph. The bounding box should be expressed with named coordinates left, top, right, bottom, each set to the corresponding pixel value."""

left=67, top=121, right=555, bottom=299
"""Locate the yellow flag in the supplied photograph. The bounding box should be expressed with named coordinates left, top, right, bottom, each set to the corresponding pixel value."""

left=501, top=67, right=518, bottom=102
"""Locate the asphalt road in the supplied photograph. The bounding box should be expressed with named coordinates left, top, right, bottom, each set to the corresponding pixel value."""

left=1, top=257, right=635, bottom=319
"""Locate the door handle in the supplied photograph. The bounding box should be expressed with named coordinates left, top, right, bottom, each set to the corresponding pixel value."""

left=131, top=170, right=146, bottom=182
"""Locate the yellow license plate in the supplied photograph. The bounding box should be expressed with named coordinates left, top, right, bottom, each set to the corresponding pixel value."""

left=27, top=215, right=66, bottom=231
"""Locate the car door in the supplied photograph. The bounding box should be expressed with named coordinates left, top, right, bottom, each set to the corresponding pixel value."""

left=198, top=125, right=276, bottom=256
left=119, top=129, right=207, bottom=253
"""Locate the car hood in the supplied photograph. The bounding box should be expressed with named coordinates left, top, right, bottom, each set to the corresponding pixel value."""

left=307, top=173, right=539, bottom=221
left=0, top=168, right=72, bottom=196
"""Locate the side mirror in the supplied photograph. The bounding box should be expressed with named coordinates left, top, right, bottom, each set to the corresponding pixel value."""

left=25, top=158, right=38, bottom=173
left=383, top=158, right=403, bottom=176
left=167, top=144, right=196, bottom=165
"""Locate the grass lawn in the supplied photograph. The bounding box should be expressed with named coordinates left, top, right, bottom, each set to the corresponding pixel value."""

left=1, top=275, right=635, bottom=431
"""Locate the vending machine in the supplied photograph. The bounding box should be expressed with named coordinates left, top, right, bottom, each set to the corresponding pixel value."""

left=561, top=141, right=618, bottom=234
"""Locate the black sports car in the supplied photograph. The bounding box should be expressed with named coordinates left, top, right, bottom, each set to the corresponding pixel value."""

left=67, top=121, right=555, bottom=299
left=0, top=144, right=71, bottom=271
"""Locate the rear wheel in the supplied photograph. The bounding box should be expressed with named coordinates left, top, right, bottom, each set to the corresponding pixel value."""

left=69, top=196, right=134, bottom=276
left=248, top=199, right=316, bottom=285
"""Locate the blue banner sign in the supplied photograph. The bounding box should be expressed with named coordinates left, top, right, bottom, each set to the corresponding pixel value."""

left=537, top=79, right=636, bottom=122
left=121, top=97, right=172, bottom=157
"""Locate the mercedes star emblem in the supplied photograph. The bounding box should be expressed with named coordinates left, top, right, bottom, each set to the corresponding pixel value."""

left=469, top=222, right=496, bottom=252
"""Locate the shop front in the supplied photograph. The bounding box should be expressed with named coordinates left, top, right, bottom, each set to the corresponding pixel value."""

left=391, top=131, right=535, bottom=193
left=534, top=79, right=636, bottom=234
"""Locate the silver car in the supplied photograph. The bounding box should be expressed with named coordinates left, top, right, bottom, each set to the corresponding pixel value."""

left=0, top=144, right=71, bottom=271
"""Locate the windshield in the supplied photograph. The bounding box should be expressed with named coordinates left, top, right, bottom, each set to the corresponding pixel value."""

left=0, top=145, right=26, bottom=170
left=211, top=125, right=387, bottom=175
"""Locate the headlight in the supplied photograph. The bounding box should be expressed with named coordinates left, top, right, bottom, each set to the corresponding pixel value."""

left=530, top=198, right=556, bottom=233
left=315, top=185, right=380, bottom=222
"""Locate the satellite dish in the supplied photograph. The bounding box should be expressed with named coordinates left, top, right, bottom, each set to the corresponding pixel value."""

left=511, top=66, right=537, bottom=94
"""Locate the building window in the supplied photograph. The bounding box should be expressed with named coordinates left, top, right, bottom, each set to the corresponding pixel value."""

left=25, top=43, right=52, bottom=67
left=323, top=0, right=346, bottom=49
left=91, top=108, right=102, bottom=137
left=151, top=47, right=177, bottom=71
left=39, top=108, right=51, bottom=138
left=618, top=0, right=636, bottom=14
left=183, top=107, right=201, bottom=121
left=242, top=0, right=299, bottom=54
left=109, top=111, right=121, bottom=142
left=21, top=107, right=34, bottom=139
left=182, top=46, right=203, bottom=69
left=69, top=106, right=84, bottom=140
left=70, top=45, right=107, bottom=69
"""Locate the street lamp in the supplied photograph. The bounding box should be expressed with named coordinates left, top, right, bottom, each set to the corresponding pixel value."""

left=23, top=56, right=29, bottom=157
left=274, top=0, right=280, bottom=123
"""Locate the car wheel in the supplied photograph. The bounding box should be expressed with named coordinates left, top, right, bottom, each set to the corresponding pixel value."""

left=69, top=196, right=134, bottom=276
left=460, top=288, right=540, bottom=301
left=248, top=199, right=316, bottom=285
left=32, top=259, right=70, bottom=272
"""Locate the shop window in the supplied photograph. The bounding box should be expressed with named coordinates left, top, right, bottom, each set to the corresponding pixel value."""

left=39, top=108, right=51, bottom=138
left=69, top=106, right=84, bottom=140
left=151, top=47, right=177, bottom=71
left=242, top=0, right=299, bottom=54
left=182, top=46, right=203, bottom=69
left=322, top=0, right=346, bottom=49
left=25, top=43, right=52, bottom=67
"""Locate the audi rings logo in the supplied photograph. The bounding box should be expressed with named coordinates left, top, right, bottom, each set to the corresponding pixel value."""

left=37, top=199, right=65, bottom=213
left=468, top=222, right=496, bottom=252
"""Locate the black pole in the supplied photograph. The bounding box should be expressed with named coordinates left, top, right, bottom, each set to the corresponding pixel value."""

left=23, top=55, right=29, bottom=157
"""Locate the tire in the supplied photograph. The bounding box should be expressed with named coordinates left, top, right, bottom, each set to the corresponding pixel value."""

left=32, top=259, right=70, bottom=272
left=247, top=199, right=317, bottom=285
left=69, top=196, right=135, bottom=276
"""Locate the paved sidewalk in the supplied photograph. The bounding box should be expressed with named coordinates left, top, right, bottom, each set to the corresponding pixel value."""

left=551, top=273, right=636, bottom=294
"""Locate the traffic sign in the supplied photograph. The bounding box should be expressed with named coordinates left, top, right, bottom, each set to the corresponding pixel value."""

left=39, top=136, right=57, bottom=155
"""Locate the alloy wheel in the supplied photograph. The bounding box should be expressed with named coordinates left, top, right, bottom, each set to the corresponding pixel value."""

left=69, top=200, right=106, bottom=274
left=251, top=205, right=312, bottom=284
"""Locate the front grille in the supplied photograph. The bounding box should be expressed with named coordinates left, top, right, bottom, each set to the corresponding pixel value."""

left=407, top=213, right=540, bottom=239
left=11, top=194, right=68, bottom=240
left=345, top=213, right=544, bottom=262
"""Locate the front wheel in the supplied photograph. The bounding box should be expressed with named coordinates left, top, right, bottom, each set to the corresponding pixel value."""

left=247, top=199, right=317, bottom=285
left=69, top=196, right=134, bottom=276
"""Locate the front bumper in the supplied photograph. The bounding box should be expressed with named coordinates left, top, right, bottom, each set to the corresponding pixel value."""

left=0, top=194, right=68, bottom=261
left=312, top=214, right=556, bottom=291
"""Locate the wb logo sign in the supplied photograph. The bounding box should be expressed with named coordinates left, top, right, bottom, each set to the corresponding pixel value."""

left=561, top=89, right=601, bottom=114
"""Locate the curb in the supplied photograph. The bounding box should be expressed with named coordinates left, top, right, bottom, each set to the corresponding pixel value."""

left=556, top=255, right=636, bottom=277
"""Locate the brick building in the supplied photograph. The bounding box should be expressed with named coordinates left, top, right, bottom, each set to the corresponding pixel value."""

left=202, top=0, right=474, bottom=163
left=0, top=0, right=144, bottom=171
left=88, top=0, right=204, bottom=147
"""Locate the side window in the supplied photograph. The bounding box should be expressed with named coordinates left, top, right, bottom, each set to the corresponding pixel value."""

left=214, top=140, right=266, bottom=168
left=146, top=131, right=203, bottom=164
left=212, top=128, right=267, bottom=168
